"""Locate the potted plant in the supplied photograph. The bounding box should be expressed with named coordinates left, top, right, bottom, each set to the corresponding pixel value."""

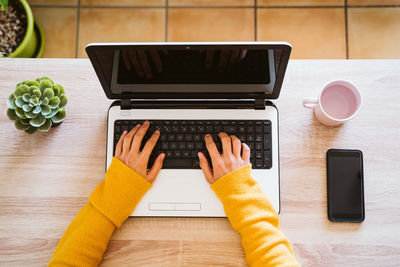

left=6, top=77, right=67, bottom=134
left=0, top=0, right=45, bottom=58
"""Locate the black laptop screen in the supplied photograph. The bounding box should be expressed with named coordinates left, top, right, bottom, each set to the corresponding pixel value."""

left=86, top=43, right=291, bottom=99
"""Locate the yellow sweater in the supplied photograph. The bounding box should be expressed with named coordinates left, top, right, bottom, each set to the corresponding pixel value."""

left=49, top=158, right=300, bottom=266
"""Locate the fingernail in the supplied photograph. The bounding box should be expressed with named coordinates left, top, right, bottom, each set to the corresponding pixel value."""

left=205, top=134, right=211, bottom=137
left=123, top=130, right=127, bottom=134
left=145, top=120, right=150, bottom=125
left=161, top=153, right=165, bottom=159
left=198, top=152, right=203, bottom=159
left=155, top=130, right=160, bottom=134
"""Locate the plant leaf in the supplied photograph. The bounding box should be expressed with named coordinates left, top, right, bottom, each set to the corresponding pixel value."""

left=24, top=126, right=38, bottom=134
left=33, top=105, right=41, bottom=114
left=39, top=79, right=53, bottom=93
left=7, top=94, right=15, bottom=109
left=30, top=113, right=46, bottom=127
left=39, top=119, right=52, bottom=132
left=33, top=89, right=41, bottom=98
left=22, top=93, right=31, bottom=102
left=48, top=96, right=60, bottom=109
left=7, top=108, right=18, bottom=121
left=30, top=96, right=39, bottom=105
left=42, top=87, right=54, bottom=100
left=42, top=97, right=49, bottom=105
left=41, top=104, right=51, bottom=115
left=59, top=95, right=68, bottom=109
left=25, top=80, right=40, bottom=87
left=15, top=107, right=27, bottom=119
left=51, top=110, right=66, bottom=123
left=25, top=110, right=37, bottom=119
left=15, top=96, right=25, bottom=108
left=14, top=85, right=28, bottom=98
left=36, top=77, right=54, bottom=84
left=15, top=119, right=30, bottom=131
left=45, top=107, right=59, bottom=118
left=19, top=118, right=30, bottom=125
left=53, top=84, right=60, bottom=96
left=22, top=104, right=32, bottom=112
left=57, top=84, right=65, bottom=95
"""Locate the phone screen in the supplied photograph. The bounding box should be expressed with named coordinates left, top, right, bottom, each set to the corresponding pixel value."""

left=327, top=149, right=364, bottom=222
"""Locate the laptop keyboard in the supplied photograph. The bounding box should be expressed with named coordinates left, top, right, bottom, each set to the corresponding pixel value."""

left=113, top=120, right=272, bottom=169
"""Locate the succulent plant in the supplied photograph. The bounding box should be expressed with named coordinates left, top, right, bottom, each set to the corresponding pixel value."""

left=6, top=77, right=67, bottom=134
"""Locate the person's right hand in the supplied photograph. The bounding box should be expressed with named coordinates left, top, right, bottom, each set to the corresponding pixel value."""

left=198, top=132, right=251, bottom=184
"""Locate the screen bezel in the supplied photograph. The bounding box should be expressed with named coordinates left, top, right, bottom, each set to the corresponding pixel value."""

left=85, top=42, right=292, bottom=100
left=326, top=149, right=365, bottom=222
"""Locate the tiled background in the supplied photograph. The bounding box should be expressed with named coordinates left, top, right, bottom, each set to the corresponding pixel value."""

left=29, top=0, right=400, bottom=59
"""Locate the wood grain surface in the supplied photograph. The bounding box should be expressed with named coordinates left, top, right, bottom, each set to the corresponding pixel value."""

left=0, top=59, right=399, bottom=266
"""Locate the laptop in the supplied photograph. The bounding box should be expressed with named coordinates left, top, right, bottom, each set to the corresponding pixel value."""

left=86, top=42, right=291, bottom=217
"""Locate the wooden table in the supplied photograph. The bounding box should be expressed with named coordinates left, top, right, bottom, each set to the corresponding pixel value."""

left=0, top=59, right=399, bottom=266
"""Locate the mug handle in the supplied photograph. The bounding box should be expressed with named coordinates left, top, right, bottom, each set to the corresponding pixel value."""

left=303, top=97, right=318, bottom=109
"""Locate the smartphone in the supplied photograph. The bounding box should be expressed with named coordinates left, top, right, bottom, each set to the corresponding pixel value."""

left=326, top=149, right=365, bottom=222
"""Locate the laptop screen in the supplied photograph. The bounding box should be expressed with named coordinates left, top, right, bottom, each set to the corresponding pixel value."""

left=86, top=43, right=291, bottom=99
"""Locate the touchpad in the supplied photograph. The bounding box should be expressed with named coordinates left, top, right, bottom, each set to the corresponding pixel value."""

left=149, top=203, right=201, bottom=211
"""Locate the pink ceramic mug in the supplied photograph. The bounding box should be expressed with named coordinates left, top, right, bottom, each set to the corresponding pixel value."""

left=303, top=80, right=361, bottom=126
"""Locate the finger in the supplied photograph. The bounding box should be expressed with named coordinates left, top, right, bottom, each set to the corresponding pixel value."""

left=149, top=49, right=162, bottom=72
left=198, top=152, right=214, bottom=184
left=204, top=134, right=221, bottom=162
left=129, top=49, right=144, bottom=77
left=219, top=132, right=232, bottom=155
left=231, top=135, right=241, bottom=158
left=137, top=50, right=152, bottom=79
left=146, top=153, right=165, bottom=183
left=141, top=130, right=160, bottom=158
left=115, top=130, right=128, bottom=157
left=131, top=120, right=150, bottom=152
left=241, top=143, right=251, bottom=163
left=122, top=49, right=131, bottom=70
left=122, top=124, right=141, bottom=154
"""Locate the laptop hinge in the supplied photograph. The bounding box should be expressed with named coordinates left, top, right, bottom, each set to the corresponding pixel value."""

left=254, top=98, right=266, bottom=110
left=121, top=99, right=131, bottom=110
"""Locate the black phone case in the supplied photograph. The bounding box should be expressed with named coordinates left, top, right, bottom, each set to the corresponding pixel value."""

left=326, top=149, right=365, bottom=223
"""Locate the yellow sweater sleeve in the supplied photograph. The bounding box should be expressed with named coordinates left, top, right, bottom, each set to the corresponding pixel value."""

left=48, top=157, right=152, bottom=266
left=211, top=165, right=300, bottom=267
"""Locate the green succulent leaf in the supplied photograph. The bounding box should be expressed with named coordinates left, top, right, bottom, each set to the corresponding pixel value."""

left=41, top=104, right=51, bottom=116
left=36, top=77, right=54, bottom=84
left=57, top=84, right=65, bottom=95
left=33, top=105, right=42, bottom=114
left=30, top=96, right=39, bottom=105
left=39, top=119, right=52, bottom=132
left=19, top=118, right=30, bottom=125
left=51, top=110, right=66, bottom=123
left=15, top=96, right=25, bottom=108
left=22, top=93, right=31, bottom=102
left=42, top=87, right=54, bottom=100
left=33, top=89, right=41, bottom=98
left=15, top=107, right=27, bottom=119
left=39, top=79, right=53, bottom=93
left=15, top=119, right=30, bottom=131
left=48, top=96, right=60, bottom=108
left=59, top=95, right=68, bottom=109
left=7, top=94, right=15, bottom=109
left=30, top=113, right=46, bottom=127
left=28, top=103, right=34, bottom=108
left=53, top=85, right=60, bottom=96
left=22, top=104, right=32, bottom=112
left=7, top=108, right=19, bottom=121
left=45, top=107, right=59, bottom=118
left=42, top=97, right=49, bottom=105
left=25, top=80, right=40, bottom=87
left=28, top=85, right=39, bottom=95
left=14, top=85, right=29, bottom=98
left=24, top=126, right=38, bottom=134
left=25, top=110, right=37, bottom=119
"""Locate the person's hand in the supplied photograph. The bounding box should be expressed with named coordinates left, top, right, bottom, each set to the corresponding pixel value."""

left=198, top=132, right=251, bottom=184
left=115, top=121, right=165, bottom=183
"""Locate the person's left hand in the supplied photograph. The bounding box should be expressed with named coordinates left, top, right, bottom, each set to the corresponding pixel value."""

left=115, top=121, right=165, bottom=183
